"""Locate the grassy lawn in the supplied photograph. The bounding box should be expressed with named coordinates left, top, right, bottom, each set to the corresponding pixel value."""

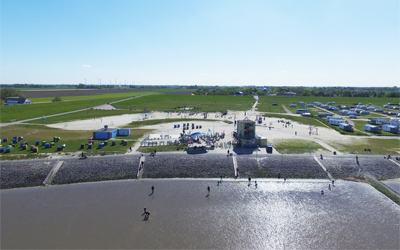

left=27, top=109, right=142, bottom=124
left=0, top=124, right=152, bottom=156
left=0, top=92, right=157, bottom=123
left=113, top=94, right=254, bottom=112
left=326, top=138, right=399, bottom=155
left=270, top=139, right=328, bottom=154
left=137, top=145, right=188, bottom=153
left=28, top=91, right=156, bottom=103
left=256, top=97, right=286, bottom=113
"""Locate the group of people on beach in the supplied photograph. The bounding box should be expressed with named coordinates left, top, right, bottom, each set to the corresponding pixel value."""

left=321, top=180, right=335, bottom=195
left=142, top=185, right=155, bottom=221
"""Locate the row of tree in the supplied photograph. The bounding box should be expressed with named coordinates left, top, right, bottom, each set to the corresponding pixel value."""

left=0, top=88, right=26, bottom=102
left=193, top=86, right=399, bottom=98
left=268, top=87, right=399, bottom=98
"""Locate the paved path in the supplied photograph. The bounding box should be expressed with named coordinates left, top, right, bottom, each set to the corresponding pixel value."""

left=313, top=155, right=333, bottom=179
left=282, top=105, right=293, bottom=114
left=43, top=160, right=63, bottom=186
left=137, top=156, right=145, bottom=179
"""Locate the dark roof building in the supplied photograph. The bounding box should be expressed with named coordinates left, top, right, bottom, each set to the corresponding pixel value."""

left=5, top=97, right=32, bottom=105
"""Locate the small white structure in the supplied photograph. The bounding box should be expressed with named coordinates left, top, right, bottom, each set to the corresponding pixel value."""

left=382, top=124, right=399, bottom=133
left=369, top=118, right=387, bottom=125
left=339, top=123, right=353, bottom=132
left=327, top=116, right=346, bottom=125
left=364, top=124, right=380, bottom=133
left=296, top=109, right=308, bottom=114
left=389, top=118, right=400, bottom=124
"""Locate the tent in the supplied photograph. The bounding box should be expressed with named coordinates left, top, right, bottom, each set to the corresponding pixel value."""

left=190, top=132, right=207, bottom=138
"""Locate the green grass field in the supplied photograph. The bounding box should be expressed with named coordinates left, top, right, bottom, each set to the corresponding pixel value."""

left=0, top=124, right=153, bottom=157
left=256, top=97, right=286, bottom=113
left=270, top=139, right=328, bottom=154
left=113, top=94, right=254, bottom=112
left=28, top=91, right=155, bottom=103
left=0, top=92, right=156, bottom=123
left=326, top=138, right=399, bottom=155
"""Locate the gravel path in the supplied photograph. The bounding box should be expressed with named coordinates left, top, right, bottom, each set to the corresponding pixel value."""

left=282, top=104, right=293, bottom=114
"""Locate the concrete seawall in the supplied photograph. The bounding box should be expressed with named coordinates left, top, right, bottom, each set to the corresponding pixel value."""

left=1, top=154, right=400, bottom=190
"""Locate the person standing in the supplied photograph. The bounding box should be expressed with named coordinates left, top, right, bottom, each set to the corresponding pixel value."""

left=151, top=185, right=154, bottom=194
left=207, top=186, right=210, bottom=194
left=144, top=206, right=147, bottom=213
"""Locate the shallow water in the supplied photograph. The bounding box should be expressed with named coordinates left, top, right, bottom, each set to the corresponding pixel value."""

left=1, top=179, right=399, bottom=249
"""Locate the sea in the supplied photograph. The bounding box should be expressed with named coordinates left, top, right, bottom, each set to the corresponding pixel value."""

left=1, top=179, right=399, bottom=249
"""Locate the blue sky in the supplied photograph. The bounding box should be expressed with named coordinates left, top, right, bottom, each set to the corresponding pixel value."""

left=1, top=0, right=399, bottom=87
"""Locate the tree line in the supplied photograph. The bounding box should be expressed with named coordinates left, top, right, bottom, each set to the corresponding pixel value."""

left=194, top=86, right=399, bottom=98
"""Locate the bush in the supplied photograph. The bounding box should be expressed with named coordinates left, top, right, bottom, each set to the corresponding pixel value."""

left=52, top=96, right=62, bottom=102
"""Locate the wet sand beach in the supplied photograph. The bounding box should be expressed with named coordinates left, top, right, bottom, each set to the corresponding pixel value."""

left=2, top=179, right=399, bottom=249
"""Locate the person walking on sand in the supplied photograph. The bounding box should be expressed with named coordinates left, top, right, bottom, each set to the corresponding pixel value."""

left=151, top=185, right=154, bottom=194
left=207, top=186, right=210, bottom=194
left=143, top=206, right=147, bottom=214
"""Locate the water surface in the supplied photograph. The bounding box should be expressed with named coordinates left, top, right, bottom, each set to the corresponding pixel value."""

left=1, top=179, right=399, bottom=249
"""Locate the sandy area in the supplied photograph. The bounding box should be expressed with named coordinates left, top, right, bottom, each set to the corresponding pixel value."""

left=46, top=109, right=357, bottom=154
